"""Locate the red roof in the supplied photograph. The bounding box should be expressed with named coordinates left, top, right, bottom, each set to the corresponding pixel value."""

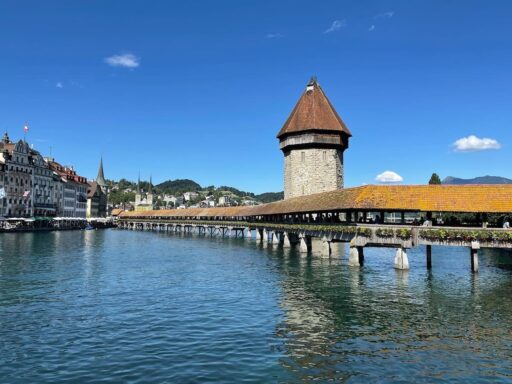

left=277, top=78, right=352, bottom=139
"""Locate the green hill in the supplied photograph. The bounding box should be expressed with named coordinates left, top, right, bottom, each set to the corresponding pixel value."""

left=255, top=192, right=284, bottom=203
left=156, top=179, right=202, bottom=194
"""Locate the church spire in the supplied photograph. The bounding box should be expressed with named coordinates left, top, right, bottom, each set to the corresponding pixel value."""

left=148, top=175, right=153, bottom=195
left=96, top=157, right=107, bottom=187
left=137, top=172, right=141, bottom=195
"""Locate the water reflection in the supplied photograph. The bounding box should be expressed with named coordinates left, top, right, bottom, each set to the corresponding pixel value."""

left=269, top=244, right=512, bottom=382
left=0, top=230, right=511, bottom=383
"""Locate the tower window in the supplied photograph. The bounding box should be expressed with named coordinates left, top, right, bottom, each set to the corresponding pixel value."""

left=323, top=151, right=327, bottom=161
left=301, top=152, right=305, bottom=162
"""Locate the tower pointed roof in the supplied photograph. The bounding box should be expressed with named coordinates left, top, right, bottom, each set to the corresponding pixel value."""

left=277, top=77, right=352, bottom=139
left=137, top=173, right=141, bottom=195
left=96, top=157, right=107, bottom=187
left=148, top=175, right=153, bottom=195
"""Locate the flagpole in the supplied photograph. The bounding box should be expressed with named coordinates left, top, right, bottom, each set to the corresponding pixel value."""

left=23, top=123, right=29, bottom=143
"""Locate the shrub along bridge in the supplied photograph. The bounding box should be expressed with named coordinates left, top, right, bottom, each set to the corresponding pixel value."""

left=117, top=185, right=512, bottom=273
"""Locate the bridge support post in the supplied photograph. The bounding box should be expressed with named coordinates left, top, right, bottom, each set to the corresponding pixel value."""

left=272, top=231, right=280, bottom=245
left=245, top=227, right=251, bottom=239
left=299, top=234, right=311, bottom=253
left=321, top=237, right=332, bottom=257
left=394, top=248, right=410, bottom=270
left=471, top=242, right=479, bottom=273
left=283, top=232, right=291, bottom=248
left=426, top=245, right=432, bottom=269
left=348, top=247, right=360, bottom=267
left=263, top=229, right=269, bottom=243
left=357, top=246, right=365, bottom=264
left=256, top=228, right=262, bottom=241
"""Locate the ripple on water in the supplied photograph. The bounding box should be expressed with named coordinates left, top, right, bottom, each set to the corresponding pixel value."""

left=0, top=230, right=512, bottom=383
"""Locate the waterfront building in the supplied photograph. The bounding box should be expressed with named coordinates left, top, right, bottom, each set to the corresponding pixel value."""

left=277, top=77, right=352, bottom=199
left=0, top=158, right=5, bottom=216
left=87, top=158, right=108, bottom=218
left=0, top=133, right=34, bottom=217
left=134, top=176, right=154, bottom=211
left=32, top=150, right=57, bottom=217
left=47, top=160, right=88, bottom=218
left=0, top=131, right=106, bottom=219
left=50, top=169, right=65, bottom=217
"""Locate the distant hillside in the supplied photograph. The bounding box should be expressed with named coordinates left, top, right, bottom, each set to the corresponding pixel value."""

left=156, top=179, right=202, bottom=194
left=217, top=185, right=255, bottom=198
left=443, top=175, right=512, bottom=185
left=255, top=192, right=284, bottom=203
left=111, top=177, right=284, bottom=204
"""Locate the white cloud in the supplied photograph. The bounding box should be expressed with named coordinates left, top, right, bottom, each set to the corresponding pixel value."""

left=453, top=135, right=501, bottom=152
left=266, top=33, right=283, bottom=39
left=368, top=25, right=375, bottom=32
left=105, top=53, right=140, bottom=68
left=376, top=171, right=403, bottom=183
left=56, top=82, right=63, bottom=88
left=324, top=19, right=346, bottom=33
left=375, top=11, right=394, bottom=19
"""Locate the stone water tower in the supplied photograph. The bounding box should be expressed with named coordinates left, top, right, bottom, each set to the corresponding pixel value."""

left=277, top=77, right=352, bottom=199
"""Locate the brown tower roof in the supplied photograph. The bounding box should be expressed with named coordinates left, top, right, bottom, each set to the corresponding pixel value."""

left=277, top=77, right=352, bottom=139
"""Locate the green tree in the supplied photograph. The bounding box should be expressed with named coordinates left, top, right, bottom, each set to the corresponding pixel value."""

left=429, top=173, right=442, bottom=185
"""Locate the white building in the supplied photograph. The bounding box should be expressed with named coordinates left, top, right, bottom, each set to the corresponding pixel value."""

left=183, top=191, right=199, bottom=202
left=0, top=134, right=34, bottom=217
left=46, top=159, right=88, bottom=218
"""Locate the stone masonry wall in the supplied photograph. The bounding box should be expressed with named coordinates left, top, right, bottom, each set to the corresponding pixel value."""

left=284, top=148, right=343, bottom=199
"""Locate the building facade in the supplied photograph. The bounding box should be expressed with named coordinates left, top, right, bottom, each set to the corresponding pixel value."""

left=47, top=160, right=88, bottom=218
left=277, top=78, right=352, bottom=199
left=87, top=158, right=108, bottom=218
left=134, top=176, right=154, bottom=211
left=0, top=132, right=105, bottom=218
left=32, top=151, right=57, bottom=217
left=0, top=134, right=34, bottom=217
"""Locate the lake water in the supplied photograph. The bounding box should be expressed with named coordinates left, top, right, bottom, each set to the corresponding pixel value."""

left=1, top=229, right=512, bottom=383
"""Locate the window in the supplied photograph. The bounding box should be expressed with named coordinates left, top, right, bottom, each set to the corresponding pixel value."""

left=323, top=151, right=327, bottom=161
left=301, top=151, right=305, bottom=162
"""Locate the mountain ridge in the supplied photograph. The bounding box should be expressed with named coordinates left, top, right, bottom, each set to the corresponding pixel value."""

left=442, top=175, right=512, bottom=185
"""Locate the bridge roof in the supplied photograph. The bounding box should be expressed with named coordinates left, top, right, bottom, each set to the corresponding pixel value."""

left=120, top=206, right=255, bottom=218
left=254, top=185, right=512, bottom=215
left=276, top=78, right=352, bottom=139
left=120, top=185, right=512, bottom=219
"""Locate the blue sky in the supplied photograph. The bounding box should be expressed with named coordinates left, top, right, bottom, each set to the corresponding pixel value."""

left=1, top=0, right=511, bottom=193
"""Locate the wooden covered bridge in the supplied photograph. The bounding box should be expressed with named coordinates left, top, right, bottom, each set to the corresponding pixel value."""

left=117, top=184, right=512, bottom=273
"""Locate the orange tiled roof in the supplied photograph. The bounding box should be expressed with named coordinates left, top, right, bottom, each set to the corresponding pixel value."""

left=120, top=206, right=255, bottom=218
left=253, top=185, right=512, bottom=215
left=111, top=208, right=124, bottom=216
left=120, top=185, right=512, bottom=219
left=277, top=78, right=352, bottom=139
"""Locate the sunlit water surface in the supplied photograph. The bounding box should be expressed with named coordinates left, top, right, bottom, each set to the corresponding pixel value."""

left=1, top=229, right=512, bottom=383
